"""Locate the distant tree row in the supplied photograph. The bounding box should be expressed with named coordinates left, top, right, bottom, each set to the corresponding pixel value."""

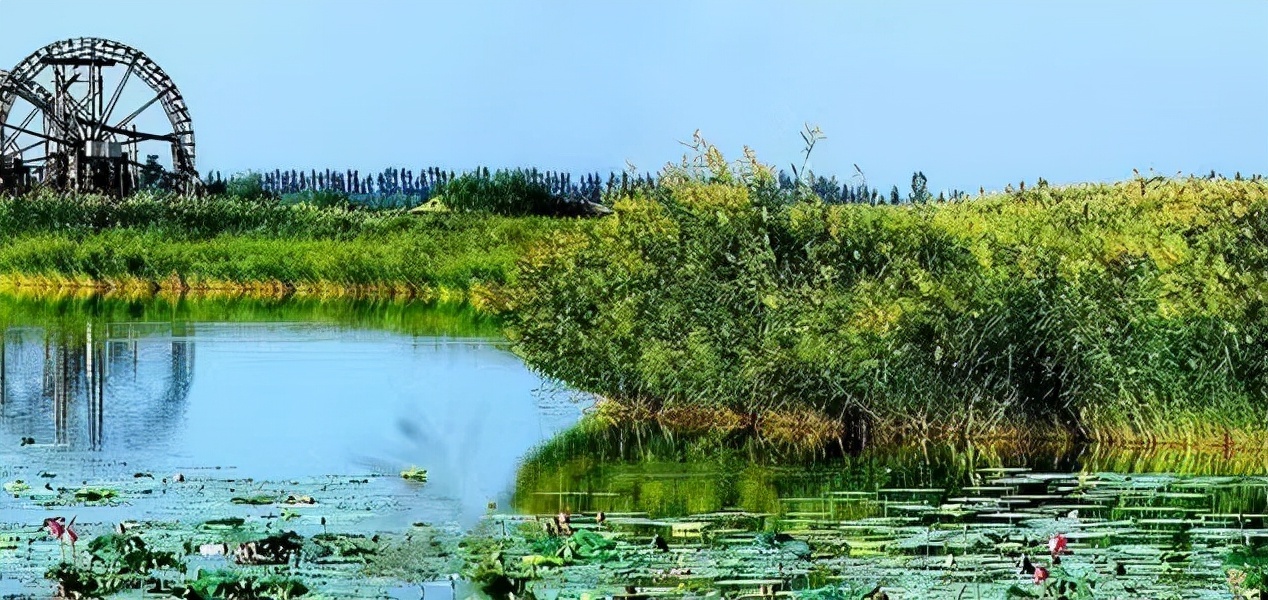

left=194, top=165, right=968, bottom=207
left=199, top=167, right=636, bottom=205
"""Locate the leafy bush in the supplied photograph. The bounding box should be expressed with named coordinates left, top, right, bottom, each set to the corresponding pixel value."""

left=224, top=171, right=278, bottom=202
left=437, top=169, right=586, bottom=216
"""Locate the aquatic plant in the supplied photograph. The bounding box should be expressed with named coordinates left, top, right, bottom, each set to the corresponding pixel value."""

left=1225, top=542, right=1268, bottom=597
left=401, top=466, right=429, bottom=482
left=44, top=532, right=183, bottom=598
left=44, top=516, right=78, bottom=563
left=506, top=135, right=1268, bottom=446
left=74, top=488, right=119, bottom=503
left=182, top=569, right=309, bottom=600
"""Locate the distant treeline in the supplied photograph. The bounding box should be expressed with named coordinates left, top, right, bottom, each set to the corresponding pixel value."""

left=197, top=167, right=969, bottom=207
left=200, top=167, right=643, bottom=206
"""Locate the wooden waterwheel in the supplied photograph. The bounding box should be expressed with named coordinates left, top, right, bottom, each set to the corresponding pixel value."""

left=0, top=37, right=197, bottom=195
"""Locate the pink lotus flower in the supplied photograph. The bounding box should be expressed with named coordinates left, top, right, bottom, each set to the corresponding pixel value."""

left=1048, top=533, right=1068, bottom=556
left=44, top=517, right=64, bottom=539
left=42, top=516, right=78, bottom=563
left=63, top=518, right=78, bottom=546
left=1034, top=565, right=1049, bottom=584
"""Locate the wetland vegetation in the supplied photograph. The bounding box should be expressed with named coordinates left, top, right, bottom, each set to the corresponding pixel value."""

left=505, top=142, right=1268, bottom=449
left=8, top=140, right=1264, bottom=449
left=0, top=187, right=579, bottom=303
left=1, top=138, right=1266, bottom=598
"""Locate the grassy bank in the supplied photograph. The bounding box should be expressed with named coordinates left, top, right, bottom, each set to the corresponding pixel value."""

left=0, top=190, right=582, bottom=306
left=505, top=143, right=1268, bottom=448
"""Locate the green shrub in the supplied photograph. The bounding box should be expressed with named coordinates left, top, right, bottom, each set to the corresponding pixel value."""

left=437, top=169, right=583, bottom=216
left=224, top=171, right=278, bottom=201
left=505, top=139, right=1268, bottom=444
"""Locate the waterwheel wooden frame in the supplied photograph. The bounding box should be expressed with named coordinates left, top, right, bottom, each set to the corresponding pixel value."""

left=0, top=37, right=197, bottom=194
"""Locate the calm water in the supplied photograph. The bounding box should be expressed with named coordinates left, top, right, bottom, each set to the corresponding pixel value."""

left=0, top=307, right=585, bottom=529
left=509, top=427, right=1268, bottom=599
left=1, top=295, right=1266, bottom=598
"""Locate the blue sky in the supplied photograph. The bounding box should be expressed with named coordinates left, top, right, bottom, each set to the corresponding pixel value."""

left=1, top=0, right=1264, bottom=193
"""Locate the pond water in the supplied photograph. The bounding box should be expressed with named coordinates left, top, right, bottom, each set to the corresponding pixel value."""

left=507, top=425, right=1268, bottom=599
left=0, top=295, right=585, bottom=597
left=0, top=295, right=1264, bottom=599
left=0, top=321, right=583, bottom=521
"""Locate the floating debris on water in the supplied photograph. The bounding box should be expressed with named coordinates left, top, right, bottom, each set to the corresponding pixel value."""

left=401, top=466, right=429, bottom=482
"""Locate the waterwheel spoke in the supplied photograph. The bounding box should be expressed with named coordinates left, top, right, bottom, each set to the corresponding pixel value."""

left=0, top=121, right=73, bottom=145
left=51, top=69, right=94, bottom=135
left=1, top=106, right=41, bottom=149
left=97, top=62, right=134, bottom=138
left=14, top=139, right=47, bottom=155
left=114, top=88, right=169, bottom=130
left=94, top=122, right=177, bottom=143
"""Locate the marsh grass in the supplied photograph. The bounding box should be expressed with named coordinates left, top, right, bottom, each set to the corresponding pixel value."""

left=0, top=190, right=582, bottom=300
left=506, top=138, right=1268, bottom=447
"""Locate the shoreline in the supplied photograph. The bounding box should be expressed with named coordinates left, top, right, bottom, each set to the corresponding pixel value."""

left=581, top=397, right=1268, bottom=454
left=1, top=282, right=1264, bottom=451
left=0, top=276, right=486, bottom=304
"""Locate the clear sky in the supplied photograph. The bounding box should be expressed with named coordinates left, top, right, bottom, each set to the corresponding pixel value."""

left=1, top=0, right=1264, bottom=193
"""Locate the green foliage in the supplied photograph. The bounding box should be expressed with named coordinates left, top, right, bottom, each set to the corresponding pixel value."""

left=283, top=188, right=355, bottom=210
left=74, top=487, right=119, bottom=503
left=400, top=466, right=429, bottom=482
left=0, top=191, right=580, bottom=294
left=137, top=155, right=175, bottom=192
left=183, top=569, right=309, bottom=600
left=796, top=584, right=883, bottom=600
left=1225, top=542, right=1268, bottom=596
left=436, top=168, right=586, bottom=216
left=506, top=139, right=1268, bottom=443
left=224, top=171, right=278, bottom=202
left=45, top=533, right=183, bottom=598
left=909, top=171, right=930, bottom=203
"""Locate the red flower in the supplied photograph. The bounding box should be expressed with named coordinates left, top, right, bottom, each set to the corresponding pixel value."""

left=1034, top=565, right=1049, bottom=584
left=1048, top=533, right=1068, bottom=556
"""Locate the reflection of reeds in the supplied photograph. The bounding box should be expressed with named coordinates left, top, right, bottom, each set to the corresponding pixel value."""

left=515, top=418, right=1268, bottom=518
left=1080, top=443, right=1268, bottom=477
left=1081, top=407, right=1268, bottom=451
left=587, top=396, right=1085, bottom=454
left=0, top=291, right=501, bottom=339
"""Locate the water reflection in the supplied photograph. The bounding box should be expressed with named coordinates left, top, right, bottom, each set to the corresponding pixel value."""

left=0, top=322, right=194, bottom=452
left=511, top=426, right=1268, bottom=598
left=514, top=422, right=1268, bottom=518
left=0, top=294, right=586, bottom=529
